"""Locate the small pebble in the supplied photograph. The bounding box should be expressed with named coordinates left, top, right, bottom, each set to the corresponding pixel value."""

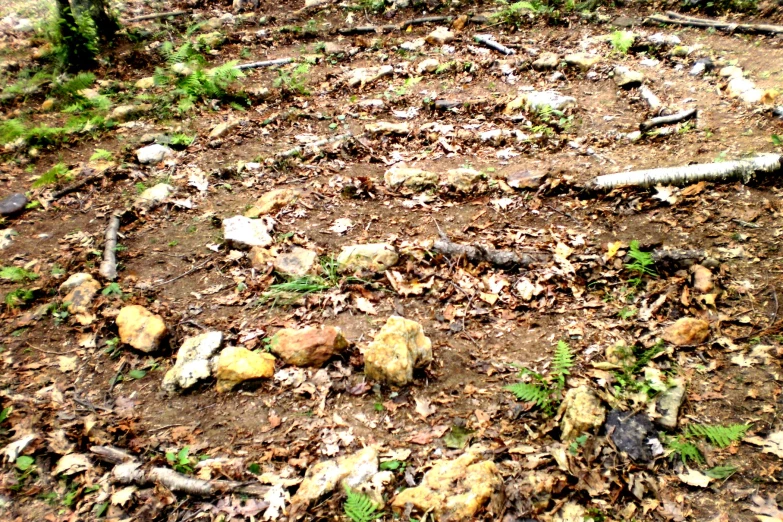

left=0, top=193, right=28, bottom=216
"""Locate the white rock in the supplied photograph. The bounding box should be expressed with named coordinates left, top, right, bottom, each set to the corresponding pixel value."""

left=162, top=331, right=223, bottom=392
left=136, top=144, right=174, bottom=164
left=223, top=215, right=274, bottom=248
left=417, top=58, right=439, bottom=74
left=134, top=183, right=175, bottom=210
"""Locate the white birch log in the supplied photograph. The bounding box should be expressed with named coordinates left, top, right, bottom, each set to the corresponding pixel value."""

left=98, top=214, right=121, bottom=281
left=592, top=153, right=782, bottom=189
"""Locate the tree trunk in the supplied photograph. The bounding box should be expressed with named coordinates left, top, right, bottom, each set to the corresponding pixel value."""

left=55, top=0, right=96, bottom=71
left=71, top=0, right=119, bottom=39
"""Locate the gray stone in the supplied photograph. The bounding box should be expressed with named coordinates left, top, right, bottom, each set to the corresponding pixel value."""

left=655, top=379, right=686, bottom=430
left=564, top=52, right=601, bottom=70
left=223, top=215, right=274, bottom=248
left=0, top=193, right=27, bottom=216
left=425, top=27, right=454, bottom=46
left=337, top=243, right=398, bottom=272
left=444, top=168, right=483, bottom=192
left=0, top=229, right=16, bottom=250
left=774, top=106, right=783, bottom=120
left=111, top=104, right=150, bottom=122
left=274, top=247, right=318, bottom=277
left=606, top=410, right=658, bottom=462
left=611, top=16, right=637, bottom=27
left=505, top=170, right=546, bottom=189
left=136, top=144, right=174, bottom=164
left=532, top=52, right=560, bottom=71
left=613, top=66, right=644, bottom=88
left=384, top=165, right=438, bottom=191
left=134, top=183, right=175, bottom=210
left=417, top=58, right=440, bottom=74
left=162, top=331, right=223, bottom=392
left=689, top=58, right=714, bottom=77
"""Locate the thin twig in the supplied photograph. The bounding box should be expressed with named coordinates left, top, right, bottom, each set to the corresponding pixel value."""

left=26, top=343, right=80, bottom=355
left=640, top=108, right=697, bottom=133
left=235, top=58, right=293, bottom=70
left=152, top=257, right=215, bottom=288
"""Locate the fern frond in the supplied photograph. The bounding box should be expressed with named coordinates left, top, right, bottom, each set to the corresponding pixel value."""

left=552, top=340, right=574, bottom=380
left=505, top=382, right=550, bottom=409
left=667, top=439, right=703, bottom=465
left=687, top=423, right=749, bottom=448
left=344, top=486, right=381, bottom=522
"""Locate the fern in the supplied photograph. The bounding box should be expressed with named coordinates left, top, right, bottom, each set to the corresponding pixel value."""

left=625, top=240, right=657, bottom=286
left=0, top=119, right=26, bottom=145
left=704, top=465, right=737, bottom=479
left=344, top=486, right=382, bottom=522
left=90, top=148, right=114, bottom=161
left=687, top=424, right=750, bottom=448
left=609, top=31, right=635, bottom=54
left=505, top=382, right=551, bottom=410
left=667, top=439, right=703, bottom=465
left=0, top=267, right=39, bottom=283
left=552, top=340, right=574, bottom=388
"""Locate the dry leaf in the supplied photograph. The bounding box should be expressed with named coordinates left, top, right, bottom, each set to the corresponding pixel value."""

left=414, top=397, right=436, bottom=419
left=58, top=356, right=78, bottom=373
left=53, top=453, right=92, bottom=475
left=111, top=486, right=137, bottom=506
left=355, top=297, right=377, bottom=315
left=677, top=468, right=712, bottom=488
left=749, top=494, right=783, bottom=521
left=745, top=431, right=783, bottom=459
left=329, top=218, right=354, bottom=234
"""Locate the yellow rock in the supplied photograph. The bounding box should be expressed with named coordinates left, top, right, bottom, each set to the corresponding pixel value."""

left=135, top=77, right=155, bottom=90
left=336, top=243, right=398, bottom=273
left=60, top=273, right=101, bottom=315
left=41, top=99, right=55, bottom=111
left=558, top=385, right=606, bottom=440
left=292, top=447, right=378, bottom=506
left=215, top=346, right=275, bottom=392
left=116, top=305, right=167, bottom=353
left=364, top=316, right=432, bottom=386
left=662, top=317, right=709, bottom=346
left=391, top=450, right=504, bottom=521
left=244, top=188, right=301, bottom=218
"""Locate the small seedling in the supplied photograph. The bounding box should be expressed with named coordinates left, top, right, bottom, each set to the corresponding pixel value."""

left=166, top=446, right=195, bottom=474
left=89, top=148, right=114, bottom=162
left=625, top=240, right=657, bottom=286
left=101, top=283, right=122, bottom=297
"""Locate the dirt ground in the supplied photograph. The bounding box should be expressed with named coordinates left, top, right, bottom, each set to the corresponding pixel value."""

left=1, top=0, right=783, bottom=520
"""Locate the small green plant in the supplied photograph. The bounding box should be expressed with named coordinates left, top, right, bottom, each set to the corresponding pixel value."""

left=379, top=459, right=406, bottom=471
left=568, top=434, right=588, bottom=455
left=5, top=288, right=34, bottom=308
left=13, top=455, right=36, bottom=491
left=686, top=423, right=750, bottom=448
left=105, top=337, right=121, bottom=357
left=609, top=31, right=635, bottom=54
left=166, top=446, right=195, bottom=474
left=273, top=63, right=311, bottom=96
left=0, top=267, right=39, bottom=283
left=89, top=148, right=113, bottom=162
left=505, top=340, right=574, bottom=414
left=101, top=282, right=122, bottom=297
left=170, top=133, right=194, bottom=148
left=353, top=0, right=386, bottom=13
left=618, top=307, right=636, bottom=320
left=666, top=438, right=704, bottom=465
left=772, top=134, right=782, bottom=147
left=32, top=163, right=72, bottom=188
left=343, top=485, right=382, bottom=522
left=704, top=465, right=738, bottom=479
left=625, top=240, right=656, bottom=286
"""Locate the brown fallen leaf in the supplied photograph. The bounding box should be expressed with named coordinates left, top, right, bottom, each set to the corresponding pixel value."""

left=749, top=494, right=783, bottom=521
left=414, top=397, right=436, bottom=420
left=354, top=297, right=377, bottom=315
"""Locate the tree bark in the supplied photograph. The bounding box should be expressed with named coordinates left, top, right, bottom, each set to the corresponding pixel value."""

left=71, top=0, right=119, bottom=39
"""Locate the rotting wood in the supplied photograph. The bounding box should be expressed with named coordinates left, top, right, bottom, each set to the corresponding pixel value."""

left=98, top=214, right=121, bottom=281
left=473, top=34, right=515, bottom=55
left=647, top=11, right=783, bottom=35
left=592, top=153, right=782, bottom=189
left=236, top=58, right=293, bottom=70
left=639, top=108, right=697, bottom=132
left=123, top=10, right=190, bottom=23
left=433, top=234, right=535, bottom=269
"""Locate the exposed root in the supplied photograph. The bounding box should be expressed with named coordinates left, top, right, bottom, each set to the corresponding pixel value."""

left=639, top=108, right=697, bottom=133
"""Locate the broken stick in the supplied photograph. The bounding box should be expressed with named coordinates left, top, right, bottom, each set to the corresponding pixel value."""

left=639, top=108, right=697, bottom=132
left=433, top=235, right=534, bottom=269
left=592, top=153, right=782, bottom=189
left=235, top=58, right=293, bottom=70
left=473, top=34, right=515, bottom=55
left=98, top=214, right=121, bottom=281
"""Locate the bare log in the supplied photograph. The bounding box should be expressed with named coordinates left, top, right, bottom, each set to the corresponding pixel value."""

left=236, top=58, right=293, bottom=70
left=433, top=236, right=534, bottom=269
left=592, top=153, right=782, bottom=189
left=112, top=462, right=269, bottom=496
left=639, top=108, right=697, bottom=132
left=647, top=11, right=783, bottom=35
left=90, top=445, right=135, bottom=465
left=473, top=34, right=515, bottom=55
left=98, top=214, right=121, bottom=281
left=124, top=10, right=190, bottom=23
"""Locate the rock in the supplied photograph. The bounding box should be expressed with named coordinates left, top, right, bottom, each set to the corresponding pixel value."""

left=209, top=119, right=239, bottom=139
left=78, top=88, right=100, bottom=100
left=215, top=346, right=275, bottom=392
left=604, top=342, right=635, bottom=366
left=612, top=16, right=637, bottom=27
left=197, top=31, right=226, bottom=48
left=655, top=378, right=686, bottom=430
left=558, top=385, right=606, bottom=440
left=719, top=65, right=743, bottom=78
left=292, top=447, right=379, bottom=506
left=669, top=45, right=691, bottom=57
left=425, top=27, right=454, bottom=46
left=117, top=305, right=167, bottom=353
left=774, top=106, right=783, bottom=120
left=384, top=166, right=438, bottom=190
left=135, top=77, right=156, bottom=89
left=391, top=448, right=504, bottom=521
left=357, top=99, right=385, bottom=112
left=346, top=66, right=393, bottom=88
left=269, top=326, right=348, bottom=367
left=244, top=188, right=300, bottom=217
left=689, top=58, right=714, bottom=76
left=400, top=38, right=426, bottom=51
left=222, top=215, right=274, bottom=248
left=59, top=273, right=100, bottom=319
left=273, top=247, right=317, bottom=277
left=504, top=90, right=577, bottom=115
left=337, top=243, right=399, bottom=272
left=250, top=246, right=274, bottom=269
left=662, top=317, right=709, bottom=346
left=322, top=41, right=345, bottom=55
left=0, top=193, right=28, bottom=216
left=136, top=144, right=174, bottom=164
left=13, top=19, right=34, bottom=33
left=134, top=183, right=175, bottom=210
left=452, top=14, right=469, bottom=31
left=111, top=104, right=150, bottom=122
left=645, top=32, right=681, bottom=47
left=691, top=265, right=714, bottom=293
left=364, top=316, right=432, bottom=386
left=564, top=52, right=601, bottom=70
left=605, top=410, right=659, bottom=462
left=504, top=169, right=546, bottom=189
left=202, top=17, right=223, bottom=31
left=444, top=168, right=483, bottom=192
left=613, top=66, right=644, bottom=88
left=0, top=229, right=16, bottom=250
left=365, top=121, right=410, bottom=135
left=532, top=52, right=560, bottom=71
left=417, top=58, right=440, bottom=74
left=162, top=331, right=223, bottom=392
left=727, top=77, right=764, bottom=104
left=41, top=99, right=54, bottom=111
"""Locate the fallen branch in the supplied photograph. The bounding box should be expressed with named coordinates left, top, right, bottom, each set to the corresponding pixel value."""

left=647, top=11, right=783, bottom=35
left=98, top=214, right=121, bottom=281
left=433, top=235, right=534, bottom=269
left=639, top=108, right=697, bottom=133
left=337, top=25, right=397, bottom=35
left=124, top=10, right=190, bottom=23
left=50, top=172, right=103, bottom=200
left=235, top=58, right=293, bottom=70
left=399, top=16, right=452, bottom=29
left=592, top=153, right=782, bottom=189
left=90, top=449, right=269, bottom=497
left=473, top=34, right=515, bottom=55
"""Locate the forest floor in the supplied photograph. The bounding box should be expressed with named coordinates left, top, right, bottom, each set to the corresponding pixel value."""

left=1, top=0, right=783, bottom=521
